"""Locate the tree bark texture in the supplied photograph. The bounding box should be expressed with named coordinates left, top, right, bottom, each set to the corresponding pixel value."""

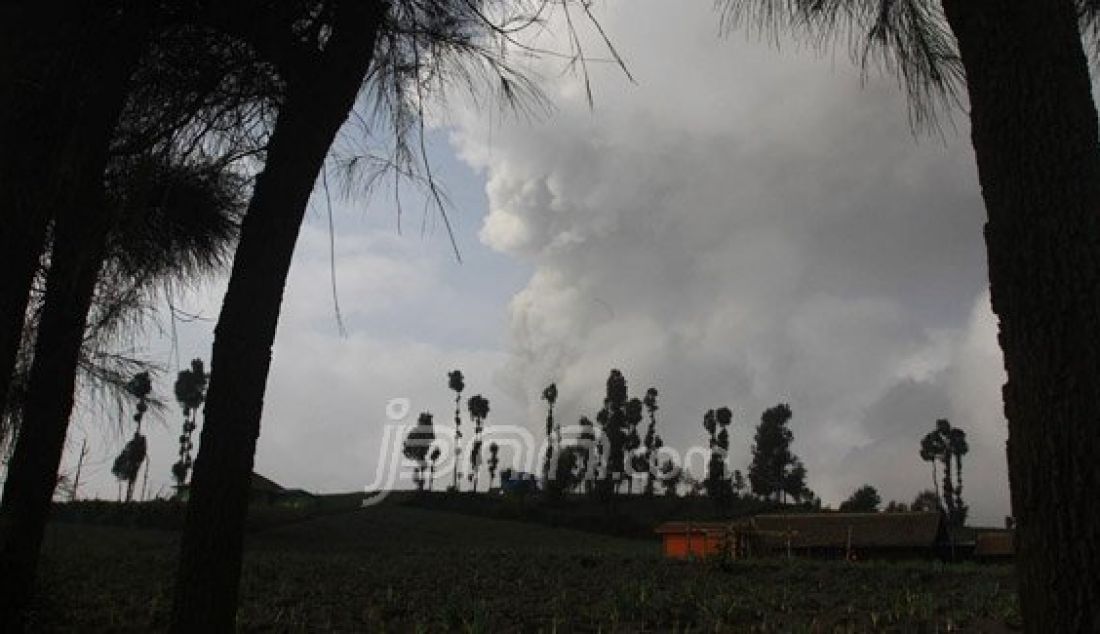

left=943, top=0, right=1100, bottom=630
left=170, top=3, right=387, bottom=631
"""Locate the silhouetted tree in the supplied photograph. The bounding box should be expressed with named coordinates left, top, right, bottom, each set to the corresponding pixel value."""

left=403, top=413, right=435, bottom=492
left=5, top=24, right=272, bottom=631
left=641, top=388, right=662, bottom=495
left=703, top=407, right=733, bottom=504
left=783, top=460, right=811, bottom=503
left=112, top=372, right=152, bottom=503
left=921, top=419, right=968, bottom=526
left=919, top=429, right=947, bottom=504
left=731, top=469, right=747, bottom=498
left=467, top=394, right=489, bottom=492
left=718, top=1, right=1100, bottom=626
left=541, top=383, right=557, bottom=484
left=487, top=442, right=499, bottom=490
left=623, top=397, right=643, bottom=494
left=0, top=3, right=622, bottom=630
left=1, top=31, right=250, bottom=619
left=748, top=404, right=804, bottom=503
left=658, top=457, right=683, bottom=496
left=550, top=445, right=587, bottom=496
left=946, top=423, right=969, bottom=525
left=597, top=369, right=629, bottom=498
left=172, top=359, right=207, bottom=493
left=576, top=416, right=596, bottom=493
left=839, top=485, right=881, bottom=513
left=428, top=447, right=441, bottom=492
left=448, top=369, right=464, bottom=491
left=911, top=489, right=942, bottom=513
left=591, top=428, right=605, bottom=496
left=884, top=500, right=910, bottom=513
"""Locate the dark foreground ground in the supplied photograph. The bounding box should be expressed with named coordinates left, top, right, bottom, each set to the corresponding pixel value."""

left=33, top=503, right=1019, bottom=632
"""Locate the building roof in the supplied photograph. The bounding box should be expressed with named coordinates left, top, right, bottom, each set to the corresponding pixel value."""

left=750, top=512, right=944, bottom=549
left=654, top=521, right=730, bottom=535
left=249, top=472, right=286, bottom=494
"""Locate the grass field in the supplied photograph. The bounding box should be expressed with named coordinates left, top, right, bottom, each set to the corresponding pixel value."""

left=32, top=501, right=1019, bottom=632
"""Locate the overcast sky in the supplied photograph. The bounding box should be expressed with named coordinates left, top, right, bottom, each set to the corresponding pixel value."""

left=66, top=1, right=1010, bottom=525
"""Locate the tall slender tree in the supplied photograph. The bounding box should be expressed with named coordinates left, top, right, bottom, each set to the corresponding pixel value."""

left=947, top=424, right=969, bottom=522
left=111, top=372, right=152, bottom=503
left=178, top=1, right=616, bottom=626
left=597, top=369, right=629, bottom=498
left=919, top=429, right=946, bottom=504
left=486, top=442, right=499, bottom=490
left=448, top=369, right=464, bottom=491
left=641, top=388, right=661, bottom=496
left=427, top=446, right=441, bottom=492
left=0, top=13, right=150, bottom=623
left=466, top=394, right=489, bottom=493
left=0, top=4, right=123, bottom=424
left=577, top=416, right=596, bottom=493
left=172, top=359, right=208, bottom=493
left=717, top=1, right=1100, bottom=626
left=173, top=5, right=389, bottom=627
left=1, top=3, right=618, bottom=629
left=703, top=407, right=733, bottom=504
left=622, top=397, right=643, bottom=494
left=1, top=14, right=262, bottom=624
left=920, top=419, right=968, bottom=525
left=1, top=76, right=250, bottom=634
left=748, top=404, right=803, bottom=503
left=541, top=383, right=557, bottom=484
left=403, top=412, right=435, bottom=492
left=731, top=469, right=746, bottom=498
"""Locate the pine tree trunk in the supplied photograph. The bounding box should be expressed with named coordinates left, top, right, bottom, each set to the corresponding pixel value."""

left=452, top=397, right=461, bottom=491
left=930, top=462, right=939, bottom=505
left=0, top=5, right=87, bottom=419
left=0, top=211, right=113, bottom=628
left=941, top=453, right=955, bottom=519
left=0, top=20, right=142, bottom=628
left=943, top=0, right=1100, bottom=629
left=170, top=5, right=385, bottom=631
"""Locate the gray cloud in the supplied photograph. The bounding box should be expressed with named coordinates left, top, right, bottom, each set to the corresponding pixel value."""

left=452, top=0, right=1008, bottom=522
left=63, top=1, right=1009, bottom=525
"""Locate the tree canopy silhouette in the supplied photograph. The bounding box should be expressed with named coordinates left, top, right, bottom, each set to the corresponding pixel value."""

left=839, top=484, right=882, bottom=513
left=748, top=404, right=807, bottom=503
left=403, top=412, right=436, bottom=492
left=920, top=418, right=968, bottom=526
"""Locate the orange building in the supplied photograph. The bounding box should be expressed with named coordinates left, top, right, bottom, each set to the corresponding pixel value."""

left=653, top=521, right=732, bottom=559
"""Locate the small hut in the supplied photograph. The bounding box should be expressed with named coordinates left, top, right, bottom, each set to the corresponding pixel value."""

left=654, top=521, right=730, bottom=559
